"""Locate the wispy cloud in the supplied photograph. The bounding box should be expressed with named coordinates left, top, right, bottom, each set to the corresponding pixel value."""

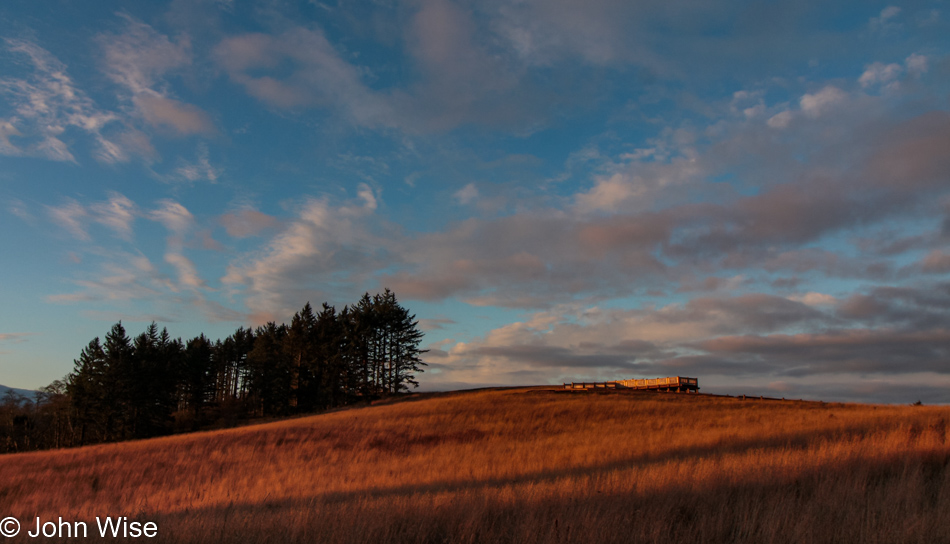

left=44, top=195, right=238, bottom=323
left=90, top=193, right=137, bottom=240
left=99, top=15, right=215, bottom=136
left=214, top=27, right=395, bottom=127
left=0, top=332, right=37, bottom=344
left=0, top=39, right=123, bottom=163
left=47, top=192, right=138, bottom=241
left=147, top=199, right=213, bottom=294
left=47, top=200, right=91, bottom=241
left=148, top=199, right=194, bottom=236
left=223, top=184, right=382, bottom=323
left=166, top=143, right=220, bottom=183
left=220, top=208, right=278, bottom=238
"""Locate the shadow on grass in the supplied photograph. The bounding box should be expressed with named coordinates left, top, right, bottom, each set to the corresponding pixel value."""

left=144, top=444, right=950, bottom=544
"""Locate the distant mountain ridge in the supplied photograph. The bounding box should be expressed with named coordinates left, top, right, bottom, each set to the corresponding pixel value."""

left=0, top=383, right=39, bottom=400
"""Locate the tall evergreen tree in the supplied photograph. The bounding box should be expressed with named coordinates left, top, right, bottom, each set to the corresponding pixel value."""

left=286, top=303, right=317, bottom=410
left=247, top=322, right=291, bottom=416
left=181, top=334, right=214, bottom=429
left=314, top=303, right=344, bottom=408
left=102, top=322, right=134, bottom=441
left=67, top=337, right=107, bottom=445
left=382, top=290, right=427, bottom=393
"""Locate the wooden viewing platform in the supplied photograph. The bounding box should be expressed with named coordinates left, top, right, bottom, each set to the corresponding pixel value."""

left=563, top=376, right=699, bottom=393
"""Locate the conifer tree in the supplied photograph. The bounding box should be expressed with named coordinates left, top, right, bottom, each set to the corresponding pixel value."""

left=247, top=323, right=291, bottom=416
left=67, top=337, right=107, bottom=445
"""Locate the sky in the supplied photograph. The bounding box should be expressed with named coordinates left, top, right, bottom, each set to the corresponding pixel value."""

left=1, top=0, right=949, bottom=403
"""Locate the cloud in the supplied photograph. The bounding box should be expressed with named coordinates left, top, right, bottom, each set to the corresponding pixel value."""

left=859, top=62, right=902, bottom=88
left=677, top=275, right=747, bottom=293
left=170, top=143, right=220, bottom=183
left=453, top=183, right=479, bottom=205
left=46, top=192, right=141, bottom=241
left=0, top=333, right=37, bottom=344
left=220, top=208, right=278, bottom=238
left=6, top=198, right=34, bottom=223
left=90, top=192, right=137, bottom=240
left=357, top=183, right=377, bottom=211
left=423, top=283, right=950, bottom=392
left=44, top=195, right=236, bottom=322
left=424, top=293, right=831, bottom=387
left=799, top=86, right=847, bottom=117
left=921, top=250, right=950, bottom=273
left=47, top=200, right=91, bottom=241
left=0, top=39, right=123, bottom=163
left=787, top=292, right=837, bottom=307
left=100, top=15, right=191, bottom=95
left=905, top=53, right=928, bottom=75
left=696, top=328, right=950, bottom=377
left=148, top=199, right=194, bottom=236
left=99, top=16, right=214, bottom=136
left=574, top=174, right=637, bottom=214
left=767, top=110, right=793, bottom=129
left=165, top=252, right=206, bottom=290
left=869, top=6, right=902, bottom=31
left=364, top=96, right=950, bottom=312
left=146, top=200, right=214, bottom=293
left=46, top=251, right=168, bottom=304
left=488, top=0, right=677, bottom=68
left=222, top=186, right=383, bottom=322
left=212, top=10, right=552, bottom=133
left=214, top=27, right=395, bottom=127
left=134, top=95, right=214, bottom=135
left=418, top=318, right=456, bottom=331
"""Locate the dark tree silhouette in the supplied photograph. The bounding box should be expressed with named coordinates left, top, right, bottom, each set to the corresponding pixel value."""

left=3, top=290, right=426, bottom=453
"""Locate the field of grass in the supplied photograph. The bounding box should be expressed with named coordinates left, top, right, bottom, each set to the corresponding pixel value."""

left=1, top=388, right=949, bottom=543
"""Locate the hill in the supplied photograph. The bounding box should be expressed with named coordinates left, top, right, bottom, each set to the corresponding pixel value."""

left=0, top=388, right=948, bottom=543
left=0, top=384, right=38, bottom=399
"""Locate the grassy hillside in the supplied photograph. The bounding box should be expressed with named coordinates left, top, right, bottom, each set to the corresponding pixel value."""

left=1, top=389, right=948, bottom=543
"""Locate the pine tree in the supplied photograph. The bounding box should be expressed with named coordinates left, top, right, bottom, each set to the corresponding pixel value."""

left=246, top=322, right=291, bottom=416
left=182, top=334, right=214, bottom=430
left=385, top=290, right=427, bottom=393
left=286, top=303, right=317, bottom=410
left=67, top=337, right=107, bottom=445
left=102, top=322, right=133, bottom=441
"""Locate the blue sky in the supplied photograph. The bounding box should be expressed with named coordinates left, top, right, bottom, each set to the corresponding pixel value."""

left=2, top=0, right=949, bottom=403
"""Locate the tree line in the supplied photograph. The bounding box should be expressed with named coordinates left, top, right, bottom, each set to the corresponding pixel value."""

left=0, top=290, right=426, bottom=453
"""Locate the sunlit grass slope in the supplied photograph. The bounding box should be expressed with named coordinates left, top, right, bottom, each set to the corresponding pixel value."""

left=2, top=389, right=949, bottom=543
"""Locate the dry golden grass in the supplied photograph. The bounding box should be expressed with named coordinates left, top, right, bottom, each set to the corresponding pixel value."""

left=1, top=389, right=949, bottom=543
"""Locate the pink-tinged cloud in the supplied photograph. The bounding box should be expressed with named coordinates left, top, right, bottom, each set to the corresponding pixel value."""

left=0, top=332, right=37, bottom=344
left=90, top=192, right=137, bottom=240
left=134, top=94, right=215, bottom=135
left=694, top=328, right=950, bottom=376
left=800, top=86, right=847, bottom=117
left=922, top=250, right=950, bottom=273
left=149, top=200, right=194, bottom=235
left=865, top=112, right=950, bottom=190
left=214, top=28, right=394, bottom=127
left=47, top=200, right=90, bottom=241
left=220, top=208, right=271, bottom=238
left=99, top=15, right=191, bottom=95
left=223, top=188, right=382, bottom=323
left=100, top=17, right=215, bottom=138
left=165, top=252, right=206, bottom=290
